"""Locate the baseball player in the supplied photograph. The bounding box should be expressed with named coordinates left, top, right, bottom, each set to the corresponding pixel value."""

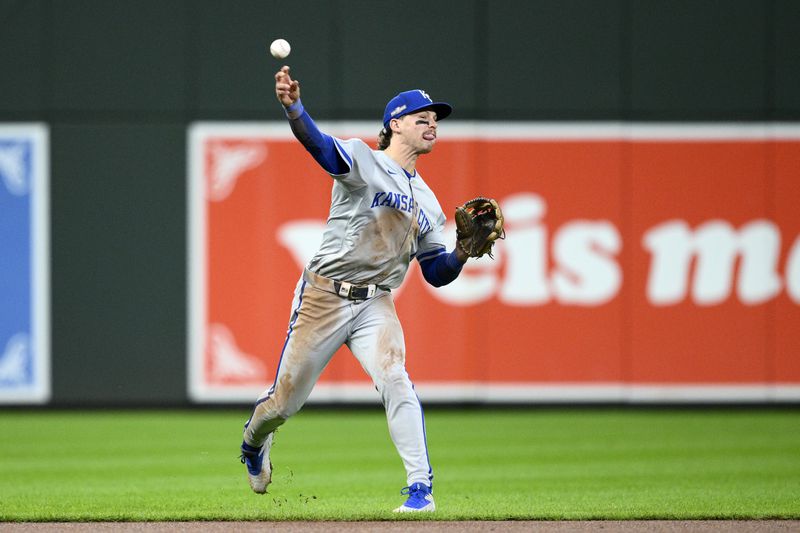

left=240, top=65, right=494, bottom=513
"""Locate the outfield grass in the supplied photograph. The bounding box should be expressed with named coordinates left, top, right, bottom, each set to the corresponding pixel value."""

left=0, top=408, right=798, bottom=521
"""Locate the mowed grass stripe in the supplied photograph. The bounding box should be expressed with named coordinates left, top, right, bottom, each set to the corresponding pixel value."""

left=0, top=409, right=798, bottom=520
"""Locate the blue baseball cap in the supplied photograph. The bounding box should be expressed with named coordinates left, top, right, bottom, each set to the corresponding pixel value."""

left=382, top=90, right=452, bottom=129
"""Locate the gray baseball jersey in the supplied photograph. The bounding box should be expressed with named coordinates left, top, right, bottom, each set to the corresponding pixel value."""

left=307, top=138, right=447, bottom=288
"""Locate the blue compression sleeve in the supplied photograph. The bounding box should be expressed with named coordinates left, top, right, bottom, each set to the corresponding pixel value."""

left=284, top=100, right=349, bottom=175
left=419, top=250, right=465, bottom=287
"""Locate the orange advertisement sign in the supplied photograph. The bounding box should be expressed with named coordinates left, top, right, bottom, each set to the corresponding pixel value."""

left=188, top=123, right=800, bottom=403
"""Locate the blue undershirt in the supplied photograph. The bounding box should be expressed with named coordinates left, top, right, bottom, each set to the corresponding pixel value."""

left=284, top=100, right=464, bottom=287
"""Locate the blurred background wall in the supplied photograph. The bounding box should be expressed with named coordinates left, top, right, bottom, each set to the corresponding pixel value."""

left=1, top=0, right=799, bottom=406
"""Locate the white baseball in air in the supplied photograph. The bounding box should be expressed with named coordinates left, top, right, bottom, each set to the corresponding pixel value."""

left=270, top=38, right=291, bottom=59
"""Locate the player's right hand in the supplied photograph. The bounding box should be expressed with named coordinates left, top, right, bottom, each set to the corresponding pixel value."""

left=275, top=66, right=300, bottom=107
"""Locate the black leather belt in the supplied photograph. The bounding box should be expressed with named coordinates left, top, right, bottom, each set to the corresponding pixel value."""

left=303, top=268, right=388, bottom=301
left=333, top=280, right=377, bottom=300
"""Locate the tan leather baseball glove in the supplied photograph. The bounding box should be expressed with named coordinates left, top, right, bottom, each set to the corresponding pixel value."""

left=455, top=197, right=505, bottom=259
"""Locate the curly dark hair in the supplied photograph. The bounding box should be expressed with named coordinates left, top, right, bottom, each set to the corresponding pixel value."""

left=377, top=127, right=393, bottom=150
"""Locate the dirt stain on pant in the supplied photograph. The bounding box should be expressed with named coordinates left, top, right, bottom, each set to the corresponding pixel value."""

left=248, top=373, right=295, bottom=443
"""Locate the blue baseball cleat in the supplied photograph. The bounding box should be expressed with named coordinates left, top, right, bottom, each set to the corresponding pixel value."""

left=239, top=433, right=273, bottom=494
left=393, top=482, right=435, bottom=512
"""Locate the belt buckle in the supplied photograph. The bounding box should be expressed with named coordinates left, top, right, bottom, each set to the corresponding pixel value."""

left=351, top=285, right=376, bottom=300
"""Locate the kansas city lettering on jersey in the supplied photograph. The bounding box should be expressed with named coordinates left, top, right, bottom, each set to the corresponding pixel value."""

left=370, top=191, right=433, bottom=234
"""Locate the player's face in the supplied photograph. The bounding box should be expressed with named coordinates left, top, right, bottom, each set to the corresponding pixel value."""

left=397, top=110, right=439, bottom=154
